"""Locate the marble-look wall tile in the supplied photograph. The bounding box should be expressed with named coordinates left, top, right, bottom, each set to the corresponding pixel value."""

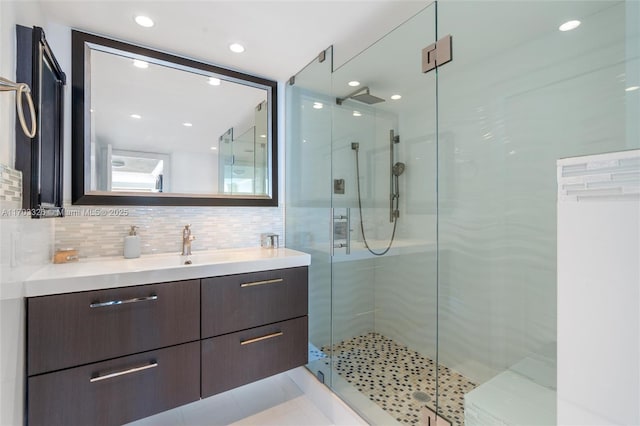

left=54, top=204, right=284, bottom=258
left=0, top=164, right=22, bottom=204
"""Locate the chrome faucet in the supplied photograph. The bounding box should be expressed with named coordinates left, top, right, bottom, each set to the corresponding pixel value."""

left=182, top=224, right=196, bottom=256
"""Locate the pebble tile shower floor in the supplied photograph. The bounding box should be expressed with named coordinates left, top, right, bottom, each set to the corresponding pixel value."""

left=323, top=333, right=477, bottom=426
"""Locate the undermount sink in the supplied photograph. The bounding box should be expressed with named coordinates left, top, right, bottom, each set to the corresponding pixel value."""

left=128, top=249, right=243, bottom=268
left=103, top=247, right=286, bottom=270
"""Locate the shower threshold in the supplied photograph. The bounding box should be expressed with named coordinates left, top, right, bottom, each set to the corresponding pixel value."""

left=317, top=333, right=476, bottom=426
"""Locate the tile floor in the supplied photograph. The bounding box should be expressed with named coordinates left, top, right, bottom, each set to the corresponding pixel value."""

left=324, top=333, right=477, bottom=426
left=126, top=368, right=362, bottom=426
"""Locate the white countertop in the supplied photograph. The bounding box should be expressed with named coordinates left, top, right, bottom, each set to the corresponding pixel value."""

left=24, top=247, right=311, bottom=297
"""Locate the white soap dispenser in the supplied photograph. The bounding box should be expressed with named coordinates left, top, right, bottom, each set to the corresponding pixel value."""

left=123, top=225, right=141, bottom=259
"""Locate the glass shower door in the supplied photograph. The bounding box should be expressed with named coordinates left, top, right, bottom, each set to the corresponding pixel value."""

left=327, top=4, right=441, bottom=424
left=436, top=2, right=639, bottom=426
left=285, top=47, right=334, bottom=387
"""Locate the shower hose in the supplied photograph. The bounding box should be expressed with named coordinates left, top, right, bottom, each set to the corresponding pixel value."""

left=353, top=147, right=399, bottom=256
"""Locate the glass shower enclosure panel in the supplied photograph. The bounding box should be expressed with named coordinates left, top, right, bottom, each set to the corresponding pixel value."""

left=436, top=2, right=639, bottom=425
left=285, top=47, right=334, bottom=387
left=328, top=5, right=440, bottom=424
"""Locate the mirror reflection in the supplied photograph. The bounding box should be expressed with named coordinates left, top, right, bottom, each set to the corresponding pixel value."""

left=89, top=48, right=268, bottom=196
left=72, top=30, right=278, bottom=206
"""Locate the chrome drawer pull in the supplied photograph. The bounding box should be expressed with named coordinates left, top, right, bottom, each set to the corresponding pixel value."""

left=240, top=331, right=283, bottom=345
left=240, top=278, right=283, bottom=288
left=89, top=295, right=158, bottom=308
left=90, top=361, right=158, bottom=383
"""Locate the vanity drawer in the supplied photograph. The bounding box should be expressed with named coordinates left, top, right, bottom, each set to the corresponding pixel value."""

left=201, top=267, right=308, bottom=338
left=201, top=316, right=308, bottom=397
left=27, top=341, right=200, bottom=426
left=27, top=279, right=200, bottom=376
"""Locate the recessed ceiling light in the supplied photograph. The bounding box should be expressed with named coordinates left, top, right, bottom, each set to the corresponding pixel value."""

left=133, top=59, right=149, bottom=69
left=130, top=114, right=141, bottom=119
left=313, top=102, right=323, bottom=109
left=348, top=81, right=360, bottom=87
left=391, top=94, right=402, bottom=100
left=134, top=15, right=154, bottom=28
left=208, top=77, right=221, bottom=86
left=210, top=146, right=217, bottom=150
left=183, top=122, right=193, bottom=127
left=559, top=20, right=581, bottom=32
left=625, top=86, right=639, bottom=92
left=229, top=43, right=245, bottom=53
left=260, top=134, right=267, bottom=138
left=353, top=111, right=362, bottom=117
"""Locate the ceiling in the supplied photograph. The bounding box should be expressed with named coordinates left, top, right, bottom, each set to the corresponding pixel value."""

left=38, top=0, right=432, bottom=82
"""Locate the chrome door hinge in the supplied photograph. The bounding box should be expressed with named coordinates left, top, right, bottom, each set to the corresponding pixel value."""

left=422, top=34, right=452, bottom=73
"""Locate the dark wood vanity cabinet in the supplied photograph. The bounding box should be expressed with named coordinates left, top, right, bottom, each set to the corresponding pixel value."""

left=28, top=342, right=200, bottom=426
left=26, top=266, right=309, bottom=426
left=27, top=279, right=200, bottom=376
left=201, top=267, right=309, bottom=397
left=201, top=267, right=308, bottom=338
left=202, top=317, right=308, bottom=397
left=26, top=280, right=201, bottom=426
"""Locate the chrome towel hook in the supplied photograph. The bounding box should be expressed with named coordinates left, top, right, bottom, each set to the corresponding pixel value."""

left=0, top=76, right=36, bottom=138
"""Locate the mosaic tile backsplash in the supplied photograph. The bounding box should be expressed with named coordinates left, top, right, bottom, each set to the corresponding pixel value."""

left=0, top=164, right=22, bottom=204
left=54, top=204, right=284, bottom=259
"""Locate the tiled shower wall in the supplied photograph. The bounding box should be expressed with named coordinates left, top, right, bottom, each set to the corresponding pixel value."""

left=54, top=204, right=284, bottom=258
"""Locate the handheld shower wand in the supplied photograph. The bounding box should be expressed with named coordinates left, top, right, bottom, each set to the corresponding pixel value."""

left=351, top=131, right=405, bottom=256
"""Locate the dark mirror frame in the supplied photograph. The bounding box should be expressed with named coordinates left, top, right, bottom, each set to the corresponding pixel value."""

left=71, top=30, right=278, bottom=207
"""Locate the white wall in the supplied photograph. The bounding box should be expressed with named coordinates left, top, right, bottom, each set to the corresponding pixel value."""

left=0, top=4, right=53, bottom=426
left=171, top=151, right=218, bottom=194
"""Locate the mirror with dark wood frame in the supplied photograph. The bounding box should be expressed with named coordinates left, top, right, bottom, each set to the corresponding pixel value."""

left=71, top=30, right=278, bottom=207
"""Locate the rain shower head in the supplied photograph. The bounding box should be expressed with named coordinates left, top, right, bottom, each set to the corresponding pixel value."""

left=336, top=87, right=385, bottom=105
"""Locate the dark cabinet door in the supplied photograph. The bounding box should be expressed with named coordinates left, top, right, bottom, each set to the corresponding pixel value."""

left=16, top=25, right=65, bottom=217
left=28, top=342, right=200, bottom=426
left=201, top=316, right=308, bottom=397
left=27, top=279, right=200, bottom=376
left=201, top=267, right=308, bottom=338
